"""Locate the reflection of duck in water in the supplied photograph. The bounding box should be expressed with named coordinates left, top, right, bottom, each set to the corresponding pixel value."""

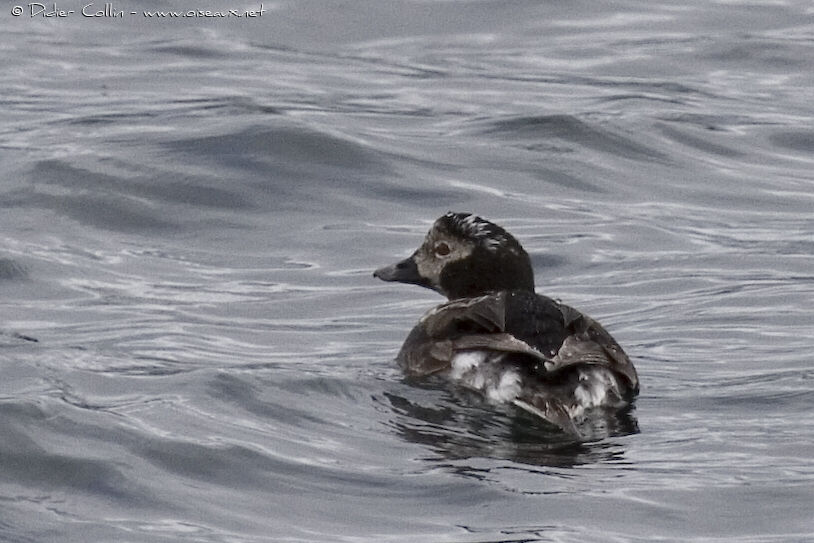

left=383, top=386, right=637, bottom=467
left=374, top=212, right=638, bottom=436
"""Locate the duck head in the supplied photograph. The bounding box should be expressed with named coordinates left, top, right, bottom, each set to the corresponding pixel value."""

left=374, top=212, right=535, bottom=300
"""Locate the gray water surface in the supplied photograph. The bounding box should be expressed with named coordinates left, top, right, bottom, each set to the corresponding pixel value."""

left=1, top=1, right=813, bottom=541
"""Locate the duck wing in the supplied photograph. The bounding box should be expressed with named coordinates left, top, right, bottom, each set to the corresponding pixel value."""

left=398, top=291, right=570, bottom=376
left=420, top=293, right=507, bottom=337
left=396, top=293, right=513, bottom=376
left=548, top=302, right=639, bottom=392
left=395, top=292, right=636, bottom=436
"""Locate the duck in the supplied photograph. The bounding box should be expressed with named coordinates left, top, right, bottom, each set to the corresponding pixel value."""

left=374, top=212, right=638, bottom=436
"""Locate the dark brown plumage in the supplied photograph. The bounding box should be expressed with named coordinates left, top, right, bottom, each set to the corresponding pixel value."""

left=375, top=212, right=638, bottom=436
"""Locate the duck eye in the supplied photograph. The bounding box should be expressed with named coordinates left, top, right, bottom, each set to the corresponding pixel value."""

left=434, top=241, right=451, bottom=257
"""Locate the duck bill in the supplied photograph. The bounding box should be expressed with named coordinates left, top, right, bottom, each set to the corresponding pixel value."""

left=373, top=256, right=426, bottom=286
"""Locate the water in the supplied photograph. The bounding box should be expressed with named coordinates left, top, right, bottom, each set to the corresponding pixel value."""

left=2, top=1, right=813, bottom=541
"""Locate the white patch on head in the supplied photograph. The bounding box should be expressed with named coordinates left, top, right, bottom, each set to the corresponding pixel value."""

left=413, top=227, right=474, bottom=292
left=444, top=212, right=511, bottom=253
left=460, top=213, right=490, bottom=237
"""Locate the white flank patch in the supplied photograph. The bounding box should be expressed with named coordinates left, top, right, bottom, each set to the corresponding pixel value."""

left=486, top=370, right=521, bottom=403
left=573, top=368, right=620, bottom=408
left=449, top=351, right=521, bottom=403
left=450, top=351, right=486, bottom=379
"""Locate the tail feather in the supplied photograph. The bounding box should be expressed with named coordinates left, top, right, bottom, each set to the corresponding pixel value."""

left=512, top=398, right=580, bottom=437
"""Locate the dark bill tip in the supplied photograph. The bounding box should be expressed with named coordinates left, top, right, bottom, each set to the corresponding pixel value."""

left=373, top=256, right=423, bottom=285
